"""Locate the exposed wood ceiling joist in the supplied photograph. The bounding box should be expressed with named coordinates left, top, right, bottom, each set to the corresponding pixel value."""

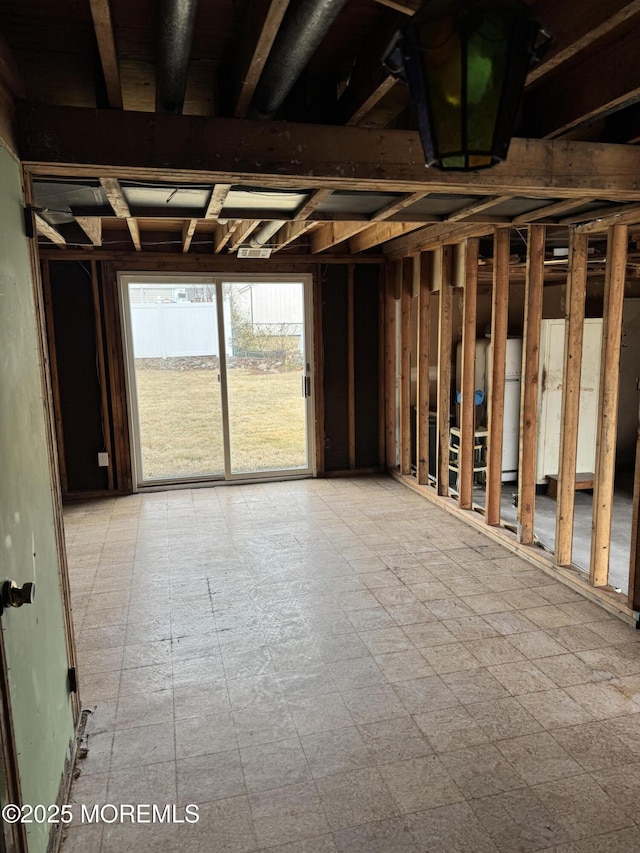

left=204, top=184, right=232, bottom=218
left=99, top=177, right=140, bottom=250
left=20, top=106, right=640, bottom=201
left=213, top=221, right=239, bottom=253
left=294, top=189, right=332, bottom=220
left=349, top=221, right=425, bottom=253
left=371, top=192, right=428, bottom=221
left=384, top=222, right=496, bottom=259
left=312, top=221, right=371, bottom=253
left=511, top=198, right=599, bottom=225
left=271, top=220, right=317, bottom=253
left=573, top=201, right=640, bottom=233
left=35, top=213, right=66, bottom=247
left=228, top=219, right=261, bottom=251
left=88, top=0, right=123, bottom=109
left=447, top=196, right=513, bottom=222
left=182, top=219, right=197, bottom=253
left=75, top=216, right=102, bottom=246
left=232, top=0, right=290, bottom=117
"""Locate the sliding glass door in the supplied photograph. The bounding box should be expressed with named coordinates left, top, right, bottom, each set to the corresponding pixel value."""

left=121, top=274, right=313, bottom=486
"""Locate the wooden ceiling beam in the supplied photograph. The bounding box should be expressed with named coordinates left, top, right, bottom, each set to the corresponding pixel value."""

left=213, top=221, right=239, bottom=253
left=525, top=24, right=640, bottom=139
left=271, top=220, right=317, bottom=253
left=527, top=0, right=640, bottom=87
left=371, top=192, right=428, bottom=221
left=204, top=184, right=232, bottom=219
left=312, top=221, right=372, bottom=253
left=384, top=223, right=496, bottom=259
left=447, top=196, right=513, bottom=222
left=75, top=216, right=102, bottom=246
left=349, top=222, right=425, bottom=253
left=573, top=201, right=640, bottom=233
left=35, top=214, right=66, bottom=248
left=19, top=105, right=640, bottom=201
left=560, top=201, right=640, bottom=226
left=335, top=12, right=399, bottom=126
left=100, top=178, right=140, bottom=250
left=228, top=219, right=261, bottom=251
left=294, top=189, right=332, bottom=220
left=511, top=198, right=599, bottom=224
left=370, top=0, right=415, bottom=15
left=88, top=0, right=123, bottom=109
left=182, top=219, right=197, bottom=253
left=232, top=0, right=290, bottom=117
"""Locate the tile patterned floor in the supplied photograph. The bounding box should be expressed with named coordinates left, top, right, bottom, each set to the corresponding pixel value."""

left=60, top=476, right=640, bottom=853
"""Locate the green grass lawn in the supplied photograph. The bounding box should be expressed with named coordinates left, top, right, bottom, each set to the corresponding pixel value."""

left=134, top=366, right=308, bottom=480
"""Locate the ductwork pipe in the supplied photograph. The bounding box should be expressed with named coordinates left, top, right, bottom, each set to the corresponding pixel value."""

left=250, top=220, right=287, bottom=247
left=248, top=0, right=349, bottom=120
left=157, top=0, right=199, bottom=113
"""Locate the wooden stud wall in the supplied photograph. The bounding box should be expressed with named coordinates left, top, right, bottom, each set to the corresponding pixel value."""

left=416, top=252, right=431, bottom=485
left=459, top=238, right=479, bottom=509
left=517, top=225, right=546, bottom=545
left=384, top=263, right=398, bottom=469
left=486, top=228, right=510, bottom=526
left=590, top=225, right=628, bottom=585
left=436, top=246, right=453, bottom=497
left=400, top=258, right=413, bottom=475
left=555, top=230, right=590, bottom=567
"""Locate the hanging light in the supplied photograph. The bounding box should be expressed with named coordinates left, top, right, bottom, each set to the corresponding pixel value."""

left=383, top=0, right=549, bottom=171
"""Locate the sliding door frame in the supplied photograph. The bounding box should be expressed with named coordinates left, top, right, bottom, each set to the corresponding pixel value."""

left=119, top=271, right=315, bottom=489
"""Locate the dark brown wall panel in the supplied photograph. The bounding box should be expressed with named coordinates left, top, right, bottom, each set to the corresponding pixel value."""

left=322, top=265, right=350, bottom=471
left=48, top=260, right=109, bottom=492
left=354, top=265, right=380, bottom=468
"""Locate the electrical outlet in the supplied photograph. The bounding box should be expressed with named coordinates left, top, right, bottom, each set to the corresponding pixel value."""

left=98, top=452, right=109, bottom=467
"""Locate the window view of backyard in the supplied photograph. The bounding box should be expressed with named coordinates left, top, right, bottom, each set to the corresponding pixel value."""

left=127, top=280, right=308, bottom=481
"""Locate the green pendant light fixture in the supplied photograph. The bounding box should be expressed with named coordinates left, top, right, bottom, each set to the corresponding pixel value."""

left=384, top=0, right=549, bottom=171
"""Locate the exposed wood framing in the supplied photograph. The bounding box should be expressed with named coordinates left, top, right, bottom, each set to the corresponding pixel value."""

left=486, top=228, right=510, bottom=526
left=41, top=262, right=68, bottom=495
left=271, top=220, right=317, bottom=253
left=416, top=252, right=431, bottom=485
left=400, top=257, right=413, bottom=475
left=233, top=0, right=290, bottom=117
left=371, top=0, right=415, bottom=14
left=89, top=0, right=123, bottom=109
left=313, top=270, right=325, bottom=475
left=204, top=184, right=232, bottom=219
left=229, top=220, right=261, bottom=250
left=347, top=264, right=356, bottom=470
left=295, top=189, right=332, bottom=220
left=378, top=270, right=386, bottom=469
left=527, top=23, right=640, bottom=138
left=76, top=216, right=102, bottom=246
left=182, top=219, right=197, bottom=253
left=35, top=214, right=66, bottom=248
left=312, top=221, right=370, bottom=253
left=213, top=221, right=240, bottom=253
left=19, top=106, right=640, bottom=201
left=350, top=222, right=426, bottom=254
left=90, top=260, right=114, bottom=490
left=372, top=192, right=428, bottom=222
left=590, top=225, right=628, bottom=586
left=528, top=0, right=640, bottom=86
left=100, top=178, right=140, bottom=250
left=384, top=263, right=398, bottom=469
left=448, top=196, right=512, bottom=222
left=436, top=246, right=453, bottom=497
left=458, top=238, right=479, bottom=509
left=629, top=420, right=640, bottom=611
left=574, top=201, right=640, bottom=233
left=517, top=224, right=546, bottom=545
left=511, top=198, right=599, bottom=225
left=555, top=230, right=590, bottom=566
left=385, top=223, right=496, bottom=260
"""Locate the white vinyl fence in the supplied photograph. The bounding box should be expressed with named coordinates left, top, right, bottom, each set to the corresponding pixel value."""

left=131, top=302, right=221, bottom=358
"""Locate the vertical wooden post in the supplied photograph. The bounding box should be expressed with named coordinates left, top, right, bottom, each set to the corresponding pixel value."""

left=313, top=268, right=325, bottom=475
left=555, top=230, right=589, bottom=566
left=590, top=225, right=628, bottom=586
left=628, top=409, right=640, bottom=611
left=378, top=267, right=386, bottom=469
left=400, top=257, right=413, bottom=474
left=486, top=228, right=511, bottom=525
left=90, top=260, right=114, bottom=490
left=518, top=224, right=546, bottom=544
left=436, top=246, right=454, bottom=496
left=417, top=251, right=431, bottom=485
left=347, top=264, right=356, bottom=470
left=384, top=262, right=397, bottom=469
left=459, top=238, right=479, bottom=509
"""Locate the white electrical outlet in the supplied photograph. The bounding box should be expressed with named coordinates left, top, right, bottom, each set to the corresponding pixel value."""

left=98, top=452, right=109, bottom=467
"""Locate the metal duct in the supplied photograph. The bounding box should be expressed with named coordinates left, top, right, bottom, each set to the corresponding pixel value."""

left=250, top=220, right=287, bottom=247
left=248, top=0, right=349, bottom=120
left=157, top=0, right=199, bottom=113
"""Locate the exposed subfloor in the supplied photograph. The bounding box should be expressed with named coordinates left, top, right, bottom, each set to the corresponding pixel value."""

left=61, top=475, right=640, bottom=853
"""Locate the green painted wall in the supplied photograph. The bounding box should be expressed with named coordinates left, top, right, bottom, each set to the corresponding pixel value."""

left=0, top=142, right=76, bottom=852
